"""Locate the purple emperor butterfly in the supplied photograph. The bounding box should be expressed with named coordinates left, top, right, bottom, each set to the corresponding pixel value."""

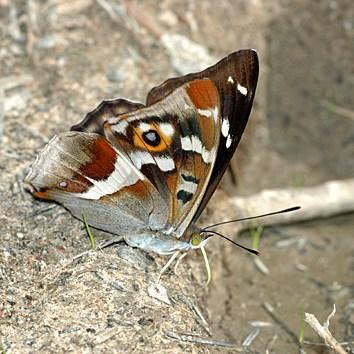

left=25, top=49, right=259, bottom=257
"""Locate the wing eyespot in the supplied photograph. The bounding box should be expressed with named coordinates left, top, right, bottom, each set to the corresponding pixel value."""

left=59, top=181, right=68, bottom=188
left=133, top=124, right=173, bottom=152
left=142, top=130, right=161, bottom=147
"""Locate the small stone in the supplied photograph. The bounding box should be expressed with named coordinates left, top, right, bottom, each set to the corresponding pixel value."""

left=295, top=263, right=308, bottom=272
left=106, top=66, right=127, bottom=82
left=158, top=10, right=178, bottom=27
left=36, top=34, right=67, bottom=49
left=147, top=283, right=171, bottom=305
left=161, top=33, right=215, bottom=75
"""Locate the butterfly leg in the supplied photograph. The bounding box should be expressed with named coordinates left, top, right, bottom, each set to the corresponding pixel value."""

left=98, top=236, right=124, bottom=249
left=173, top=252, right=188, bottom=275
left=200, top=244, right=211, bottom=286
left=156, top=250, right=181, bottom=283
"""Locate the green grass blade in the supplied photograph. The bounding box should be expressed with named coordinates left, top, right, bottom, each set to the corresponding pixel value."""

left=82, top=214, right=96, bottom=250
left=298, top=304, right=305, bottom=344
left=250, top=226, right=264, bottom=252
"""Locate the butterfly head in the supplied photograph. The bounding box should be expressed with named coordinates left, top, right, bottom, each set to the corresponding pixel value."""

left=189, top=231, right=213, bottom=250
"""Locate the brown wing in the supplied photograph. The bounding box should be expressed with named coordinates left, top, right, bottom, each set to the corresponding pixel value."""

left=25, top=49, right=258, bottom=252
left=68, top=49, right=258, bottom=237
left=146, top=49, right=259, bottom=221
left=101, top=79, right=221, bottom=237
left=71, top=98, right=144, bottom=135
left=24, top=80, right=221, bottom=243
left=24, top=132, right=169, bottom=235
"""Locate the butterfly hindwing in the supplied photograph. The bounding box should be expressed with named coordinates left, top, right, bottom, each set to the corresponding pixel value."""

left=25, top=132, right=169, bottom=235
left=71, top=98, right=145, bottom=135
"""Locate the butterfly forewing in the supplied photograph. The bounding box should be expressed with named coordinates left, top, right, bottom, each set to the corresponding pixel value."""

left=147, top=50, right=259, bottom=222
left=103, top=79, right=221, bottom=237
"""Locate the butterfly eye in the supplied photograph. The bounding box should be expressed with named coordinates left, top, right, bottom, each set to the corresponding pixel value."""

left=142, top=130, right=161, bottom=147
left=190, top=232, right=202, bottom=248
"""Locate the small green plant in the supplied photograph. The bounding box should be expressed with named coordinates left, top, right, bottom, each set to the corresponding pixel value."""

left=82, top=214, right=97, bottom=250
left=298, top=304, right=305, bottom=344
left=250, top=226, right=264, bottom=252
left=0, top=340, right=6, bottom=354
left=293, top=175, right=305, bottom=187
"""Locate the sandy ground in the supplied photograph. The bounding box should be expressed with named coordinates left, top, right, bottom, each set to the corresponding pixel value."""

left=0, top=0, right=353, bottom=353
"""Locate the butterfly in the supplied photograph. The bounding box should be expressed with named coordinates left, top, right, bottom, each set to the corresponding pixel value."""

left=24, top=49, right=259, bottom=259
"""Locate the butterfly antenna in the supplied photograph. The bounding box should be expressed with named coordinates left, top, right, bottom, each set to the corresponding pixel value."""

left=203, top=206, right=301, bottom=231
left=202, top=229, right=259, bottom=255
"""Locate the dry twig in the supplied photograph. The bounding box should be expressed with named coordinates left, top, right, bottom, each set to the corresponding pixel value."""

left=262, top=302, right=300, bottom=346
left=225, top=179, right=354, bottom=233
left=173, top=293, right=212, bottom=336
left=164, top=331, right=240, bottom=350
left=304, top=305, right=348, bottom=354
left=321, top=100, right=354, bottom=121
left=242, top=328, right=261, bottom=348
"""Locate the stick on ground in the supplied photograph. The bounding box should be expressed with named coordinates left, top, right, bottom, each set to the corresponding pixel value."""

left=304, top=305, right=348, bottom=354
left=223, top=179, right=354, bottom=234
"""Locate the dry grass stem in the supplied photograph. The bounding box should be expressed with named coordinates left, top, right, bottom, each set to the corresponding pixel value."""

left=164, top=331, right=240, bottom=350
left=321, top=100, right=354, bottom=121
left=304, top=305, right=348, bottom=354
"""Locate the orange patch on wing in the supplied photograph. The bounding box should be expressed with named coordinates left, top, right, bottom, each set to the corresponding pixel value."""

left=80, top=137, right=116, bottom=180
left=62, top=174, right=93, bottom=193
left=133, top=124, right=173, bottom=153
left=34, top=174, right=93, bottom=199
left=100, top=179, right=150, bottom=203
left=191, top=154, right=207, bottom=181
left=198, top=115, right=216, bottom=150
left=126, top=179, right=151, bottom=198
left=165, top=172, right=179, bottom=221
left=34, top=190, right=52, bottom=200
left=165, top=172, right=178, bottom=193
left=186, top=79, right=219, bottom=110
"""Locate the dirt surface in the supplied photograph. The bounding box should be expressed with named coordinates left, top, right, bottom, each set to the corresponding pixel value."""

left=0, top=0, right=353, bottom=353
